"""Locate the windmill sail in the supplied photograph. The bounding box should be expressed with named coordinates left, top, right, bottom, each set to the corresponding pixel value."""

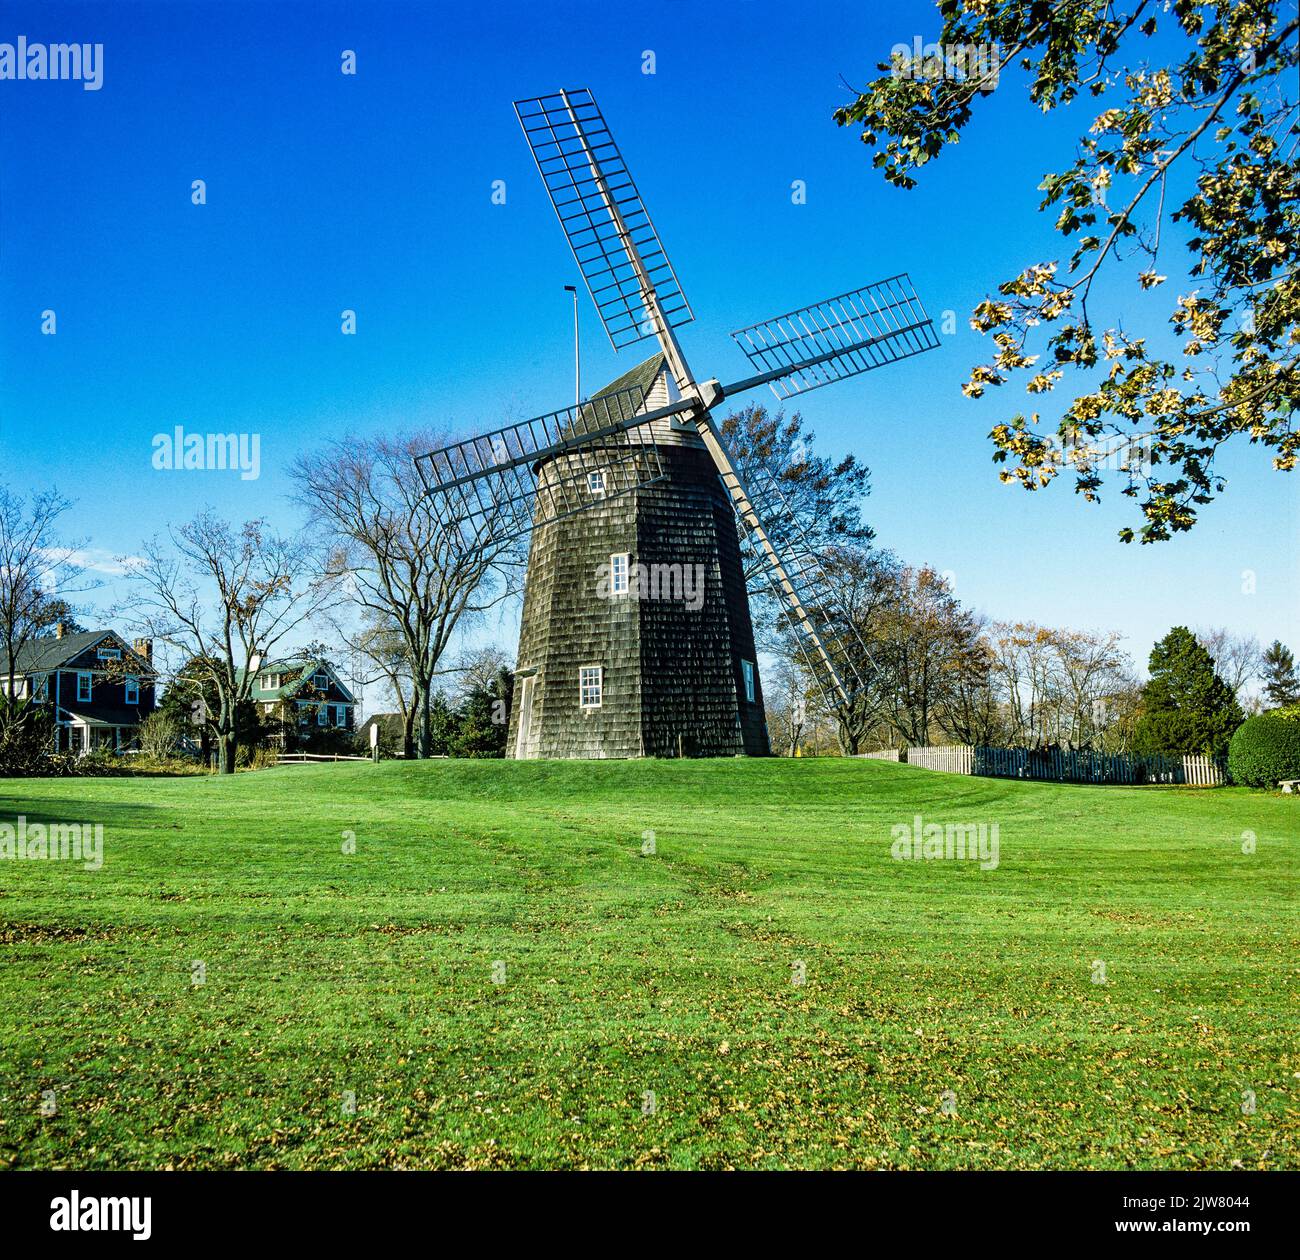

left=732, top=463, right=878, bottom=711
left=415, top=382, right=682, bottom=542
left=416, top=383, right=654, bottom=493
left=514, top=89, right=693, bottom=351
left=729, top=274, right=940, bottom=401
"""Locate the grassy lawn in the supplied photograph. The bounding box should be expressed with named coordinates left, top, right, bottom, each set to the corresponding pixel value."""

left=0, top=758, right=1295, bottom=1170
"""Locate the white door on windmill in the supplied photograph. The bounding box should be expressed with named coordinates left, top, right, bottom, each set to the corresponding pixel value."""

left=514, top=675, right=537, bottom=759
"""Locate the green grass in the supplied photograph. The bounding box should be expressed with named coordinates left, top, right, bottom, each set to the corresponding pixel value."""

left=0, top=758, right=1295, bottom=1170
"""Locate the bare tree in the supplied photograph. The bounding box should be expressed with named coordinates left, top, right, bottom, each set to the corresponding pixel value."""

left=1195, top=627, right=1263, bottom=705
left=342, top=609, right=415, bottom=737
left=450, top=645, right=514, bottom=704
left=790, top=545, right=900, bottom=755
left=1053, top=628, right=1131, bottom=748
left=936, top=623, right=1005, bottom=746
left=123, top=512, right=333, bottom=773
left=988, top=622, right=1062, bottom=748
left=0, top=486, right=95, bottom=710
left=879, top=566, right=977, bottom=747
left=764, top=656, right=809, bottom=757
left=292, top=431, right=521, bottom=758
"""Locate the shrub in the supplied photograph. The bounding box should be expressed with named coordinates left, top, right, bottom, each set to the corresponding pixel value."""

left=0, top=700, right=60, bottom=776
left=1227, top=712, right=1300, bottom=787
left=138, top=712, right=183, bottom=760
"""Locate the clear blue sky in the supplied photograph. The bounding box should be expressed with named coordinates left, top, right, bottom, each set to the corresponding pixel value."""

left=2, top=0, right=1296, bottom=676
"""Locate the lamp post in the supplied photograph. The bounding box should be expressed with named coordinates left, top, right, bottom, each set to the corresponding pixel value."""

left=563, top=284, right=580, bottom=405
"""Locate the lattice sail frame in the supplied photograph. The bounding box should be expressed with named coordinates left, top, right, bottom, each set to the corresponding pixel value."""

left=514, top=89, right=693, bottom=351
left=730, top=274, right=941, bottom=401
left=416, top=384, right=668, bottom=543
left=734, top=461, right=879, bottom=712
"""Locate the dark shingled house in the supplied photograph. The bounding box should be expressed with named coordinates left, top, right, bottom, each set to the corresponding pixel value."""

left=507, top=354, right=769, bottom=759
left=0, top=625, right=155, bottom=752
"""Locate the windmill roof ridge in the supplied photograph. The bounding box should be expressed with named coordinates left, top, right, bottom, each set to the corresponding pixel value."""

left=590, top=352, right=667, bottom=402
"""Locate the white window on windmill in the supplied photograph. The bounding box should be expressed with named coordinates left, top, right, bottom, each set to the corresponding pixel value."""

left=579, top=665, right=603, bottom=709
left=587, top=470, right=606, bottom=497
left=610, top=553, right=630, bottom=596
left=742, top=659, right=755, bottom=703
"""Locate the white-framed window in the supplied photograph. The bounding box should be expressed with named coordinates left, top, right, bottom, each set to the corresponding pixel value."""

left=610, top=552, right=630, bottom=596
left=33, top=673, right=49, bottom=703
left=317, top=705, right=328, bottom=725
left=77, top=672, right=92, bottom=703
left=335, top=705, right=347, bottom=728
left=741, top=659, right=755, bottom=703
left=313, top=671, right=328, bottom=690
left=124, top=675, right=139, bottom=705
left=587, top=471, right=606, bottom=496
left=579, top=665, right=603, bottom=709
left=97, top=645, right=121, bottom=661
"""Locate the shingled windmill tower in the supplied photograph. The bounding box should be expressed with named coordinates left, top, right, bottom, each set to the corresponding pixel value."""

left=419, top=89, right=939, bottom=759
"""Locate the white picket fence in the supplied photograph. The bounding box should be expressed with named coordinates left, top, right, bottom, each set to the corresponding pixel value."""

left=858, top=749, right=903, bottom=762
left=275, top=752, right=373, bottom=764
left=881, top=743, right=1228, bottom=786
left=906, top=744, right=974, bottom=774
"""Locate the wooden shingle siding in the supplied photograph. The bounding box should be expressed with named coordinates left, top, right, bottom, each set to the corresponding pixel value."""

left=508, top=369, right=770, bottom=760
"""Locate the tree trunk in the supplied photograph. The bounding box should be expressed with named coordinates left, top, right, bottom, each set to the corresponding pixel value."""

left=407, top=679, right=429, bottom=758
left=218, top=729, right=238, bottom=774
left=402, top=705, right=416, bottom=759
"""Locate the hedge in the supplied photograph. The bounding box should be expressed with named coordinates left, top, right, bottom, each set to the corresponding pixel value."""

left=1227, top=710, right=1300, bottom=787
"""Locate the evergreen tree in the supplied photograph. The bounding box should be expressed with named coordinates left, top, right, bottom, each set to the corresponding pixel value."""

left=1261, top=640, right=1300, bottom=709
left=1133, top=627, right=1244, bottom=758
left=449, top=666, right=513, bottom=758
left=426, top=690, right=459, bottom=757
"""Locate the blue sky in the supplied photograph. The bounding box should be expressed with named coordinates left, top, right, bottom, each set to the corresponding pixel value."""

left=2, top=0, right=1296, bottom=681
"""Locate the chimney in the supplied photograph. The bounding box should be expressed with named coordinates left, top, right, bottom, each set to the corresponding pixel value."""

left=55, top=621, right=66, bottom=639
left=133, top=638, right=153, bottom=664
left=250, top=650, right=263, bottom=674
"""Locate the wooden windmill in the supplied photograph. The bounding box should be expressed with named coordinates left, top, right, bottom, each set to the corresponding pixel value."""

left=418, top=89, right=939, bottom=759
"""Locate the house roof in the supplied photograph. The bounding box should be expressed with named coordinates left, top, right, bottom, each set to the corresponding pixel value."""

left=240, top=658, right=355, bottom=704
left=0, top=630, right=141, bottom=676
left=64, top=705, right=150, bottom=727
